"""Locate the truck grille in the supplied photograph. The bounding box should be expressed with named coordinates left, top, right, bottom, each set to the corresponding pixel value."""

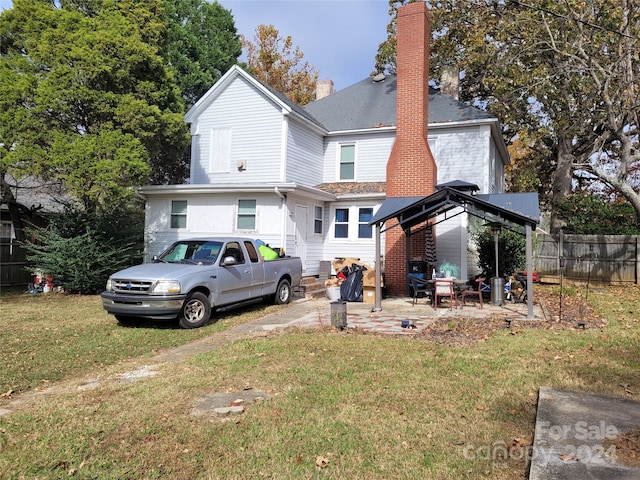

left=112, top=279, right=153, bottom=294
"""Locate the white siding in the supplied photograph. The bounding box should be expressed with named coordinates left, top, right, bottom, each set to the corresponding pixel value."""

left=286, top=118, right=324, bottom=185
left=189, top=77, right=284, bottom=185
left=320, top=200, right=383, bottom=269
left=143, top=193, right=290, bottom=261
left=430, top=125, right=487, bottom=188
left=322, top=132, right=394, bottom=183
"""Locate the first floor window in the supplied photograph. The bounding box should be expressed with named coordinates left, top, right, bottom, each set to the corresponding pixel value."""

left=0, top=221, right=13, bottom=239
left=237, top=199, right=256, bottom=230
left=314, top=206, right=323, bottom=234
left=334, top=208, right=349, bottom=238
left=171, top=200, right=187, bottom=229
left=358, top=207, right=373, bottom=238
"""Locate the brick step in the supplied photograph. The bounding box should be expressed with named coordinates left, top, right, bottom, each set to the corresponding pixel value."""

left=300, top=276, right=329, bottom=299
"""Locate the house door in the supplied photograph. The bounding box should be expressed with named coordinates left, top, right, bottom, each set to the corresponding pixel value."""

left=294, top=205, right=307, bottom=271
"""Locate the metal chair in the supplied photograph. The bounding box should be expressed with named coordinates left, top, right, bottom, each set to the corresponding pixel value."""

left=434, top=279, right=458, bottom=310
left=407, top=274, right=431, bottom=306
left=461, top=277, right=485, bottom=309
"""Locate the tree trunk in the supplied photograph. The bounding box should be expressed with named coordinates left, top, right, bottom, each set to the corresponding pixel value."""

left=549, top=134, right=574, bottom=233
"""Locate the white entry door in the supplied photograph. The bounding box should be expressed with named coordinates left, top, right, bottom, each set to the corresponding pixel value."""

left=294, top=205, right=308, bottom=271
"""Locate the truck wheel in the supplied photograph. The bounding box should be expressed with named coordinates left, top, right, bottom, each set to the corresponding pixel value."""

left=273, top=279, right=291, bottom=305
left=178, top=292, right=211, bottom=329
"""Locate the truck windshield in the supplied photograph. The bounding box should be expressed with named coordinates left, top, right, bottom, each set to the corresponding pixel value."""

left=159, top=241, right=223, bottom=264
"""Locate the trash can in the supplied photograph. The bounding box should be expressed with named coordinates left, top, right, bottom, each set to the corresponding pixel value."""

left=330, top=301, right=347, bottom=329
left=491, top=277, right=505, bottom=306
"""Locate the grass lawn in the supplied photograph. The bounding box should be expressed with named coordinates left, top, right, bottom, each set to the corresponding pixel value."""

left=0, top=284, right=638, bottom=479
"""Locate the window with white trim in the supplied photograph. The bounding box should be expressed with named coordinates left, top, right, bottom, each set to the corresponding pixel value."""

left=237, top=199, right=256, bottom=230
left=170, top=200, right=187, bottom=229
left=358, top=207, right=373, bottom=238
left=339, top=144, right=355, bottom=180
left=334, top=208, right=349, bottom=238
left=314, top=206, right=323, bottom=234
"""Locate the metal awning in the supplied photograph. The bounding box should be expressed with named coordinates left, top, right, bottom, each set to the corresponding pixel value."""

left=369, top=185, right=540, bottom=318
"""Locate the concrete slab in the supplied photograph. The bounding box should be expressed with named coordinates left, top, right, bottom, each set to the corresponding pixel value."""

left=530, top=386, right=640, bottom=480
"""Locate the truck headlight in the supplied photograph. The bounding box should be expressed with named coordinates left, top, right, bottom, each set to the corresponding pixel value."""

left=106, top=278, right=113, bottom=291
left=151, top=280, right=181, bottom=294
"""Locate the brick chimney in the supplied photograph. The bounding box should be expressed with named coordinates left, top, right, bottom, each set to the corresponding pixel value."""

left=315, top=79, right=335, bottom=100
left=385, top=1, right=437, bottom=295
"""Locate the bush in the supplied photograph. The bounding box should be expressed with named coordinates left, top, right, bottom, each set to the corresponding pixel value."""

left=472, top=227, right=526, bottom=278
left=554, top=192, right=640, bottom=234
left=23, top=205, right=144, bottom=294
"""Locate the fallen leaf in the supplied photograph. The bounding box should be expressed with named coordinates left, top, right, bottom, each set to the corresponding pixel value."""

left=560, top=453, right=578, bottom=462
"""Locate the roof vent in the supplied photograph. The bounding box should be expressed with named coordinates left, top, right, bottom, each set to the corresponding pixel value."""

left=372, top=73, right=386, bottom=82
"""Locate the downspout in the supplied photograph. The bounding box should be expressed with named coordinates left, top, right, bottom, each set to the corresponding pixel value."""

left=274, top=187, right=287, bottom=254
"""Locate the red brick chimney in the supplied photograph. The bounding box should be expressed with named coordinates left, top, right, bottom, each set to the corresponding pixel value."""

left=385, top=1, right=437, bottom=295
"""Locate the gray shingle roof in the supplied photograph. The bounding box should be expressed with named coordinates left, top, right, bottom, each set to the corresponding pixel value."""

left=303, top=74, right=495, bottom=132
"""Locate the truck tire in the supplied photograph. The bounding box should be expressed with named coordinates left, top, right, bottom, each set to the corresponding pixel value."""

left=273, top=279, right=291, bottom=305
left=178, top=292, right=211, bottom=329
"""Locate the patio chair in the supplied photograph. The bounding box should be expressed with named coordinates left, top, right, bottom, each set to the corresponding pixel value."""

left=408, top=274, right=431, bottom=306
left=461, top=277, right=485, bottom=309
left=434, top=279, right=458, bottom=310
left=511, top=275, right=527, bottom=303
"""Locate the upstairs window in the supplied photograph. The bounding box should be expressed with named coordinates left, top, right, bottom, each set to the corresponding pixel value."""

left=358, top=207, right=373, bottom=238
left=334, top=208, right=349, bottom=238
left=339, top=144, right=355, bottom=180
left=314, top=206, right=323, bottom=234
left=237, top=199, right=256, bottom=230
left=171, top=201, right=187, bottom=229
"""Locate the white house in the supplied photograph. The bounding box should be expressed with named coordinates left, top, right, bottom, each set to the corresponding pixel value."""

left=138, top=3, right=509, bottom=292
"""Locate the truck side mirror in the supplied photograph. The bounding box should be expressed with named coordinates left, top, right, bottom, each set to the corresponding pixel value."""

left=222, top=256, right=237, bottom=266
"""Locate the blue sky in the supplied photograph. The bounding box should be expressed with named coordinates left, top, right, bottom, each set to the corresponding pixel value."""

left=220, top=0, right=392, bottom=91
left=0, top=0, right=392, bottom=92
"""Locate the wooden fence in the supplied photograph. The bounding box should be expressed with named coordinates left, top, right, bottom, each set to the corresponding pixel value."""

left=0, top=239, right=33, bottom=288
left=535, top=234, right=639, bottom=284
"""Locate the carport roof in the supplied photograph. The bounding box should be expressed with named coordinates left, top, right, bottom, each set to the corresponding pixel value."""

left=370, top=186, right=540, bottom=231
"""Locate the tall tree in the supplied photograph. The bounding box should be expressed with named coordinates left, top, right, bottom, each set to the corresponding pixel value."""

left=376, top=0, right=640, bottom=231
left=0, top=0, right=190, bottom=228
left=163, top=0, right=242, bottom=108
left=242, top=24, right=319, bottom=106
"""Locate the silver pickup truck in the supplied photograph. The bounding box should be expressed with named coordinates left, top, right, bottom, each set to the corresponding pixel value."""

left=101, top=237, right=303, bottom=328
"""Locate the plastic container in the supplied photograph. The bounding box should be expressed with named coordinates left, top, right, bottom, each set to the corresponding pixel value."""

left=326, top=286, right=341, bottom=301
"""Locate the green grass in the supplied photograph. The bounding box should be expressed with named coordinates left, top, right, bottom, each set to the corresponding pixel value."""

left=0, top=285, right=638, bottom=479
left=0, top=292, right=285, bottom=394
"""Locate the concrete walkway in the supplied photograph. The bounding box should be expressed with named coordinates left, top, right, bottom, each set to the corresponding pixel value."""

left=530, top=387, right=640, bottom=480
left=235, top=294, right=545, bottom=335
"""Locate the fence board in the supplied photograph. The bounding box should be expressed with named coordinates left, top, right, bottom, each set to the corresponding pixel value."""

left=0, top=240, right=33, bottom=287
left=535, top=234, right=638, bottom=284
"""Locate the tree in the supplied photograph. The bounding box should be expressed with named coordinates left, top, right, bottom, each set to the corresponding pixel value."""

left=375, top=1, right=640, bottom=231
left=163, top=0, right=242, bottom=108
left=0, top=0, right=190, bottom=226
left=242, top=24, right=319, bottom=106
left=554, top=191, right=640, bottom=234
left=472, top=227, right=526, bottom=279
left=23, top=204, right=145, bottom=294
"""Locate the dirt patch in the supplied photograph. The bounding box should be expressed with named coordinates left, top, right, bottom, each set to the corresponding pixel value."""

left=604, top=425, right=640, bottom=467
left=414, top=286, right=607, bottom=347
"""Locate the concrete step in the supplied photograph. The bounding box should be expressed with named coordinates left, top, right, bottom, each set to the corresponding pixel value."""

left=301, top=276, right=328, bottom=299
